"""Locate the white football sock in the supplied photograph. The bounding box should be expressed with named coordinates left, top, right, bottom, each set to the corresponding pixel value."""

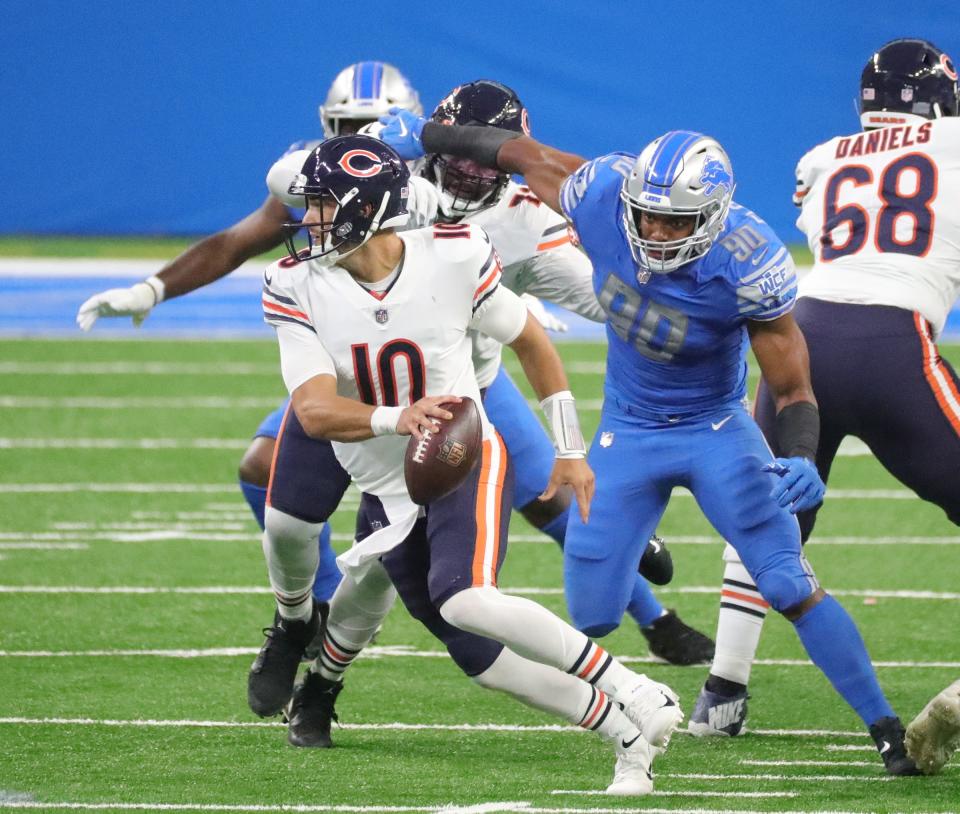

left=262, top=507, right=320, bottom=622
left=313, top=560, right=397, bottom=682
left=473, top=647, right=642, bottom=745
left=710, top=545, right=769, bottom=686
left=438, top=586, right=649, bottom=706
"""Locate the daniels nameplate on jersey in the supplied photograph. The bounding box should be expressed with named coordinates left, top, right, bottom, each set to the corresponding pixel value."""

left=404, top=397, right=482, bottom=505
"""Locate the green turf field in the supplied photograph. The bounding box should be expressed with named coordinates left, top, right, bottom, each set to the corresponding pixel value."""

left=1, top=338, right=958, bottom=813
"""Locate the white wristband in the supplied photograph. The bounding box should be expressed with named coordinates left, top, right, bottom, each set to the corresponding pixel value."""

left=142, top=275, right=166, bottom=305
left=540, top=390, right=586, bottom=459
left=370, top=406, right=404, bottom=436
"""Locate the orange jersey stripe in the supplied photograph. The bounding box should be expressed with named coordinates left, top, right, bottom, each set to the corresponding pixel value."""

left=536, top=235, right=572, bottom=252
left=474, top=267, right=501, bottom=301
left=485, top=433, right=508, bottom=585
left=264, top=402, right=293, bottom=508
left=263, top=299, right=309, bottom=321
left=471, top=435, right=508, bottom=587
left=471, top=440, right=492, bottom=587
left=914, top=313, right=960, bottom=438
left=721, top=588, right=771, bottom=608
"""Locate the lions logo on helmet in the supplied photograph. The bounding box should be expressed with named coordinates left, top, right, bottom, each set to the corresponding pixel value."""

left=620, top=131, right=736, bottom=274
left=319, top=62, right=423, bottom=138
left=422, top=80, right=530, bottom=220
left=283, top=135, right=410, bottom=263
left=859, top=38, right=959, bottom=129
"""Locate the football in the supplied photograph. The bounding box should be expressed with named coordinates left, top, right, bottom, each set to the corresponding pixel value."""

left=404, top=397, right=483, bottom=505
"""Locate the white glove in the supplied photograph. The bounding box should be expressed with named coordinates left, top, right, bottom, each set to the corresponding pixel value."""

left=521, top=293, right=569, bottom=333
left=76, top=276, right=165, bottom=332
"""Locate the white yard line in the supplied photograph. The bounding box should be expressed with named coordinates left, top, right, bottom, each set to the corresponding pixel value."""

left=1, top=645, right=957, bottom=670
left=0, top=716, right=871, bottom=739
left=0, top=483, right=921, bottom=499
left=0, top=543, right=88, bottom=551
left=0, top=362, right=277, bottom=375
left=662, top=772, right=894, bottom=782
left=0, top=438, right=248, bottom=450
left=551, top=790, right=797, bottom=798
left=0, top=803, right=928, bottom=814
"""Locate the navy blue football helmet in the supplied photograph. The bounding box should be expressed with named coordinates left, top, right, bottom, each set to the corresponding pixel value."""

left=423, top=80, right=530, bottom=219
left=283, top=135, right=410, bottom=262
left=860, top=38, right=959, bottom=129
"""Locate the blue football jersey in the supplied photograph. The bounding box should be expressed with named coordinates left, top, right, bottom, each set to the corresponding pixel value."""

left=560, top=154, right=797, bottom=416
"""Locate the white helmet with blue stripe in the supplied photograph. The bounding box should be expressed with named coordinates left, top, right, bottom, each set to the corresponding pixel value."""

left=621, top=130, right=735, bottom=273
left=319, top=61, right=423, bottom=138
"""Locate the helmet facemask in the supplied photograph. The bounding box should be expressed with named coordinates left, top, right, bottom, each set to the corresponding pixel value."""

left=426, top=154, right=510, bottom=219
left=620, top=134, right=735, bottom=275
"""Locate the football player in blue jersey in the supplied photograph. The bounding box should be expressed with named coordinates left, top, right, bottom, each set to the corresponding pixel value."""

left=75, top=62, right=423, bottom=605
left=378, top=112, right=921, bottom=774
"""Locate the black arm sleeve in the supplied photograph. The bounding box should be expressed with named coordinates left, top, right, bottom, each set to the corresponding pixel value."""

left=775, top=401, right=820, bottom=461
left=420, top=123, right=522, bottom=170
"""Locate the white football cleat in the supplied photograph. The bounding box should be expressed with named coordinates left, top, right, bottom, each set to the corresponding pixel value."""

left=620, top=676, right=683, bottom=748
left=606, top=733, right=654, bottom=796
left=906, top=679, right=960, bottom=775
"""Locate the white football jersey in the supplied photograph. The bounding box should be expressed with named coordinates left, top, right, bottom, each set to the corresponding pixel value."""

left=794, top=118, right=960, bottom=336
left=262, top=223, right=527, bottom=502
left=463, top=182, right=603, bottom=386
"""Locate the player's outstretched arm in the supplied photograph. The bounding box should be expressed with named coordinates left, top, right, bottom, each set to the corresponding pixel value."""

left=748, top=315, right=825, bottom=513
left=507, top=314, right=594, bottom=521
left=76, top=195, right=290, bottom=331
left=378, top=109, right=585, bottom=215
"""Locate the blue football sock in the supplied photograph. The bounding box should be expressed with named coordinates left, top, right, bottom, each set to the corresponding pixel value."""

left=239, top=480, right=267, bottom=530
left=539, top=510, right=569, bottom=545
left=312, top=523, right=343, bottom=602
left=626, top=575, right=665, bottom=628
left=792, top=594, right=895, bottom=727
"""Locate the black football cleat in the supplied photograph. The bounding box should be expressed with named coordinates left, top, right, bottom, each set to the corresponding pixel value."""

left=869, top=716, right=922, bottom=775
left=287, top=672, right=343, bottom=748
left=640, top=609, right=715, bottom=666
left=247, top=601, right=325, bottom=718
left=638, top=534, right=673, bottom=585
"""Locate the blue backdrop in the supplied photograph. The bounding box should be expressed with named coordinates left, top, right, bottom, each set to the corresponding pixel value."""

left=2, top=1, right=957, bottom=243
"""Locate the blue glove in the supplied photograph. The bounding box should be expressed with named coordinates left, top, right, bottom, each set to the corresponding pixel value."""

left=377, top=107, right=427, bottom=160
left=762, top=457, right=825, bottom=514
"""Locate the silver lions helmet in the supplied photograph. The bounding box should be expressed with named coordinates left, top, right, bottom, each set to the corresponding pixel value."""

left=319, top=61, right=423, bottom=138
left=621, top=130, right=735, bottom=273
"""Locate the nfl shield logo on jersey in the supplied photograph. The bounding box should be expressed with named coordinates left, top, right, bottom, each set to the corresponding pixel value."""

left=375, top=308, right=389, bottom=324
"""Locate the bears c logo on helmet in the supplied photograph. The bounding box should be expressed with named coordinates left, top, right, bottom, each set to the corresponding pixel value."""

left=338, top=149, right=384, bottom=178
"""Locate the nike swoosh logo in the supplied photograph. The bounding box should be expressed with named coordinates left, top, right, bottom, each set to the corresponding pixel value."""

left=711, top=415, right=733, bottom=431
left=395, top=117, right=408, bottom=138
left=621, top=733, right=642, bottom=749
left=264, top=272, right=273, bottom=286
left=751, top=248, right=769, bottom=266
left=880, top=740, right=891, bottom=754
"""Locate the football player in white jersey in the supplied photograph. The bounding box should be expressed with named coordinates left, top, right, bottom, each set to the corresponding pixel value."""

left=258, top=134, right=681, bottom=794
left=74, top=62, right=422, bottom=560
left=688, top=39, right=960, bottom=754
left=262, top=81, right=714, bottom=670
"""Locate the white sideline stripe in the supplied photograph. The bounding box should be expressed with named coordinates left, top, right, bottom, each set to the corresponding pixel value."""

left=0, top=483, right=921, bottom=499
left=551, top=791, right=797, bottom=798
left=0, top=362, right=278, bottom=375
left=2, top=645, right=958, bottom=670
left=0, top=258, right=266, bottom=279
left=0, top=438, right=248, bottom=450
left=0, top=716, right=871, bottom=739
left=0, top=543, right=88, bottom=551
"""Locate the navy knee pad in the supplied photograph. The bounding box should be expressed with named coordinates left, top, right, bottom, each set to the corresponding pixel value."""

left=444, top=629, right=505, bottom=677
